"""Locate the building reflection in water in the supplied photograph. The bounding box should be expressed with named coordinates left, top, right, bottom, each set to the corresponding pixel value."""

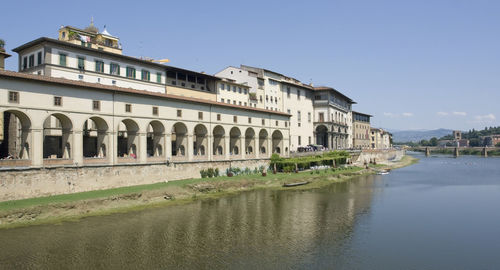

left=0, top=175, right=378, bottom=269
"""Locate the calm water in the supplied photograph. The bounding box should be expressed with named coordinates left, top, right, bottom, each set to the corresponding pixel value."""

left=1, top=153, right=500, bottom=269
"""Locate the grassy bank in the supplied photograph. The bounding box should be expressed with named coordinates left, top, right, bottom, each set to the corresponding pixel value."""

left=0, top=155, right=418, bottom=229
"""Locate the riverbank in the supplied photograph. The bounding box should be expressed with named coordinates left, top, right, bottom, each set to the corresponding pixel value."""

left=0, top=155, right=418, bottom=229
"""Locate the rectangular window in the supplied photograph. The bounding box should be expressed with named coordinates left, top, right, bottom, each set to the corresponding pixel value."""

left=177, top=109, right=182, bottom=117
left=8, top=91, right=19, bottom=103
left=233, top=116, right=237, bottom=123
left=285, top=122, right=288, bottom=127
left=298, top=136, right=301, bottom=145
left=22, top=57, right=27, bottom=70
left=233, top=86, right=236, bottom=92
left=220, top=83, right=225, bottom=90
left=59, top=54, right=67, bottom=66
left=221, top=98, right=225, bottom=103
left=125, top=104, right=132, bottom=112
left=287, top=87, right=291, bottom=97
left=297, top=90, right=301, bottom=100
left=309, top=136, right=311, bottom=144
left=152, top=106, right=158, bottom=115
left=238, top=87, right=242, bottom=93
left=54, top=96, right=62, bottom=106
left=297, top=111, right=301, bottom=122
left=126, top=67, right=136, bottom=79
left=156, top=72, right=162, bottom=83
left=177, top=73, right=186, bottom=81
left=197, top=77, right=205, bottom=85
left=262, top=119, right=265, bottom=125
left=275, top=120, right=279, bottom=126
left=95, top=60, right=104, bottom=73
left=239, top=101, right=242, bottom=105
left=110, top=63, right=120, bottom=75
left=217, top=114, right=221, bottom=121
left=244, top=89, right=247, bottom=94
left=167, top=71, right=176, bottom=79
left=28, top=55, right=34, bottom=68
left=37, top=52, right=42, bottom=65
left=93, top=100, right=100, bottom=111
left=227, top=99, right=230, bottom=104
left=141, top=70, right=150, bottom=81
left=233, top=101, right=236, bottom=105
left=319, top=113, right=324, bottom=122
left=248, top=117, right=252, bottom=123
left=259, top=96, right=263, bottom=102
left=187, top=75, right=196, bottom=83
left=198, top=112, right=203, bottom=120
left=308, top=112, right=311, bottom=122
left=78, top=57, right=85, bottom=70
left=244, top=102, right=247, bottom=106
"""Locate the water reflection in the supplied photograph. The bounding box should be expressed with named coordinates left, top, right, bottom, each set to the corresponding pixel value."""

left=0, top=175, right=377, bottom=269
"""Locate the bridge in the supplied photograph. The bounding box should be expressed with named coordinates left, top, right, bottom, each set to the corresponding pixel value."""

left=410, top=146, right=500, bottom=157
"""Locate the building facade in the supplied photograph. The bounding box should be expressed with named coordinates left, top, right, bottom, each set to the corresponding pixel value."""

left=312, top=87, right=354, bottom=149
left=0, top=71, right=290, bottom=168
left=352, top=111, right=371, bottom=149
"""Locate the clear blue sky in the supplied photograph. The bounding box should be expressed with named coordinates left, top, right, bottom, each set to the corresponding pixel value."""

left=2, top=0, right=499, bottom=131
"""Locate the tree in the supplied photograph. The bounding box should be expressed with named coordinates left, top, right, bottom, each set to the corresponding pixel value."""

left=0, top=39, right=5, bottom=51
left=429, top=137, right=438, bottom=146
left=496, top=142, right=500, bottom=147
left=469, top=138, right=481, bottom=147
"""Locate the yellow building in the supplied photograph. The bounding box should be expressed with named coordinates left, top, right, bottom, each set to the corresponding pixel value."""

left=352, top=111, right=371, bottom=149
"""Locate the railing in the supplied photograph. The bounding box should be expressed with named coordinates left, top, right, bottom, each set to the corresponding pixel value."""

left=0, top=159, right=31, bottom=167
left=117, top=157, right=138, bottom=164
left=43, top=158, right=74, bottom=166
left=83, top=157, right=109, bottom=165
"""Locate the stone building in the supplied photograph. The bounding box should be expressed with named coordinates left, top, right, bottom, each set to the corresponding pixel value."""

left=352, top=111, right=371, bottom=149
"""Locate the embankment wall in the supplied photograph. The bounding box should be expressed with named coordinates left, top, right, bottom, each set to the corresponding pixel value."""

left=0, top=159, right=269, bottom=202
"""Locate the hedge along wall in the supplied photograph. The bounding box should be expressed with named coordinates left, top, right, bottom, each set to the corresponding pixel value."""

left=271, top=151, right=350, bottom=172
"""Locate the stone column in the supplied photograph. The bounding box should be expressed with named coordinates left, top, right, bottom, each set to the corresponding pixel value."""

left=139, top=132, right=147, bottom=164
left=267, top=137, right=272, bottom=157
left=111, top=131, right=117, bottom=165
left=187, top=134, right=194, bottom=161
left=241, top=136, right=245, bottom=159
left=73, top=130, right=83, bottom=165
left=207, top=135, right=213, bottom=161
left=31, top=128, right=43, bottom=167
left=165, top=134, right=172, bottom=161
left=225, top=135, right=230, bottom=160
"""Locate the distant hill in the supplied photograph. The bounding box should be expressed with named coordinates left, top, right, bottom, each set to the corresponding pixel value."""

left=391, top=129, right=454, bottom=143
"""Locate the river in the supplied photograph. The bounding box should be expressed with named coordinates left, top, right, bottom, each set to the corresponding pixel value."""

left=0, top=153, right=499, bottom=269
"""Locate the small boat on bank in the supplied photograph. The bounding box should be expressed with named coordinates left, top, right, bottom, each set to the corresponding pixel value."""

left=283, top=181, right=310, bottom=187
left=376, top=170, right=389, bottom=175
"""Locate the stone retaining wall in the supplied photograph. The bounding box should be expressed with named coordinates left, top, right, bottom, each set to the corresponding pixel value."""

left=354, top=149, right=405, bottom=166
left=0, top=159, right=269, bottom=202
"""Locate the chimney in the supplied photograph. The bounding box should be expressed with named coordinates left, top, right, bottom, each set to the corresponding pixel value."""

left=0, top=51, right=11, bottom=70
left=0, top=39, right=10, bottom=70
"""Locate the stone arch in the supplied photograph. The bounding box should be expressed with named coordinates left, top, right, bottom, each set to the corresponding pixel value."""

left=245, top=128, right=256, bottom=156
left=230, top=127, right=241, bottom=156
left=272, top=130, right=283, bottom=154
left=43, top=113, right=73, bottom=159
left=212, top=125, right=225, bottom=156
left=147, top=120, right=165, bottom=157
left=117, top=119, right=139, bottom=158
left=83, top=116, right=109, bottom=158
left=0, top=109, right=32, bottom=161
left=316, top=125, right=328, bottom=148
left=193, top=124, right=208, bottom=157
left=259, top=129, right=268, bottom=155
left=171, top=122, right=188, bottom=156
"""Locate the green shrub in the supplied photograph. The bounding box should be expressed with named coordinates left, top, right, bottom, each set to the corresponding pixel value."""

left=207, top=168, right=215, bottom=178
left=214, top=168, right=220, bottom=177
left=200, top=169, right=207, bottom=178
